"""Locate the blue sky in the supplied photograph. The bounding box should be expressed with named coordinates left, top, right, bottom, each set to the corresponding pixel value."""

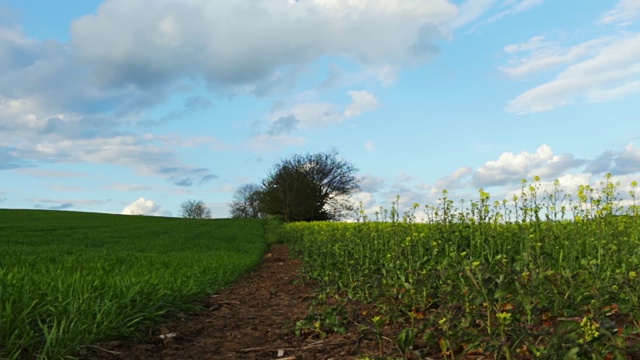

left=1, top=0, right=640, bottom=217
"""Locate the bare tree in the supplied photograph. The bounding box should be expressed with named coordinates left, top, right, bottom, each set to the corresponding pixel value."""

left=229, top=183, right=264, bottom=219
left=260, top=151, right=359, bottom=222
left=180, top=199, right=212, bottom=219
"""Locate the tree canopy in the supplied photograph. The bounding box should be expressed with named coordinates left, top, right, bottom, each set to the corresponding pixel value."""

left=259, top=151, right=358, bottom=222
left=229, top=183, right=264, bottom=219
left=180, top=199, right=212, bottom=219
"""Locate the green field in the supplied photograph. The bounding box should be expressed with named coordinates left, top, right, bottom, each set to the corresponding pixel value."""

left=0, top=210, right=267, bottom=359
left=282, top=177, right=640, bottom=358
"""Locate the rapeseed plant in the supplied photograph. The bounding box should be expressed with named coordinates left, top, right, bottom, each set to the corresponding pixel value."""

left=282, top=176, right=640, bottom=358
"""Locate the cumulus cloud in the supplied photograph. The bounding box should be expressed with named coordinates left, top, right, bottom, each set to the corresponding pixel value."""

left=267, top=90, right=378, bottom=131
left=1, top=0, right=453, bottom=121
left=612, top=144, right=640, bottom=175
left=585, top=150, right=615, bottom=174
left=70, top=0, right=455, bottom=94
left=0, top=0, right=450, bottom=184
left=259, top=90, right=379, bottom=143
left=336, top=143, right=640, bottom=223
left=121, top=197, right=171, bottom=216
left=344, top=90, right=379, bottom=118
left=351, top=191, right=376, bottom=209
left=359, top=174, right=386, bottom=193
left=344, top=142, right=640, bottom=222
left=267, top=115, right=300, bottom=136
left=269, top=101, right=342, bottom=128
left=434, top=166, right=473, bottom=190
left=472, top=145, right=584, bottom=187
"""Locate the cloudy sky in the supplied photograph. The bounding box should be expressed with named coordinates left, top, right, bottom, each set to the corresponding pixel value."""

left=2, top=0, right=640, bottom=217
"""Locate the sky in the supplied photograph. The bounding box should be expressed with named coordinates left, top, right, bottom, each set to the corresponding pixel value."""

left=1, top=0, right=640, bottom=218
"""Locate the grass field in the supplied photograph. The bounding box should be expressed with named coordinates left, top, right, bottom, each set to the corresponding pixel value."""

left=282, top=177, right=640, bottom=358
left=0, top=210, right=267, bottom=359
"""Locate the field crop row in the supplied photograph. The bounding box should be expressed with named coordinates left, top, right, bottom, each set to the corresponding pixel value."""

left=0, top=211, right=266, bottom=359
left=282, top=177, right=640, bottom=358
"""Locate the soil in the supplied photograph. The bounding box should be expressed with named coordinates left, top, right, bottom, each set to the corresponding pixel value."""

left=79, top=244, right=389, bottom=360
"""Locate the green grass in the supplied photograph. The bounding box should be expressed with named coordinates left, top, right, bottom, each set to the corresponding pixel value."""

left=282, top=176, right=640, bottom=358
left=0, top=210, right=267, bottom=359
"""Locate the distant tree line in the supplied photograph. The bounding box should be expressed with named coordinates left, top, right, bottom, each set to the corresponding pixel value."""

left=230, top=151, right=359, bottom=222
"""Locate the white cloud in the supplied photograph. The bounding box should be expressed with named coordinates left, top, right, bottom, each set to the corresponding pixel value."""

left=472, top=145, right=584, bottom=187
left=453, top=0, right=544, bottom=31
left=272, top=102, right=342, bottom=127
left=500, top=36, right=610, bottom=78
left=485, top=0, right=543, bottom=23
left=3, top=135, right=218, bottom=186
left=358, top=174, right=386, bottom=192
left=351, top=191, right=376, bottom=209
left=501, top=1, right=640, bottom=114
left=397, top=172, right=417, bottom=183
left=319, top=64, right=399, bottom=89
left=452, top=0, right=497, bottom=29
left=121, top=197, right=171, bottom=216
left=465, top=0, right=544, bottom=30
left=265, top=89, right=378, bottom=135
left=503, top=35, right=546, bottom=54
left=499, top=172, right=593, bottom=208
left=585, top=79, right=640, bottom=103
left=0, top=0, right=451, bottom=177
left=434, top=166, right=473, bottom=190
left=598, top=0, right=640, bottom=26
left=504, top=33, right=640, bottom=114
left=613, top=143, right=640, bottom=175
left=346, top=142, right=640, bottom=222
left=70, top=0, right=456, bottom=93
left=345, top=90, right=379, bottom=118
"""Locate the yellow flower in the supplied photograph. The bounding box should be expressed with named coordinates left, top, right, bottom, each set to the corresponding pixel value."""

left=496, top=312, right=512, bottom=324
left=578, top=317, right=600, bottom=343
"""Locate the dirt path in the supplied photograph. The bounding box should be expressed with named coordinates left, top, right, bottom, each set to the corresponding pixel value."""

left=80, top=244, right=374, bottom=360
